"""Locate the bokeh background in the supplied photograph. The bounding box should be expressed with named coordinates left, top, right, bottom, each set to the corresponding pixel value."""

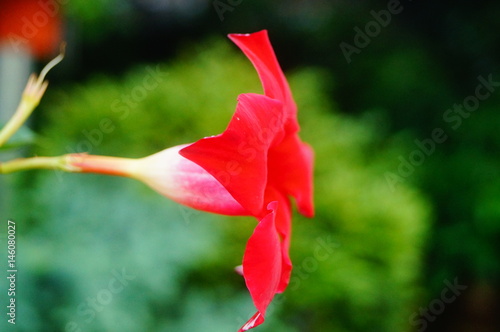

left=0, top=0, right=499, bottom=331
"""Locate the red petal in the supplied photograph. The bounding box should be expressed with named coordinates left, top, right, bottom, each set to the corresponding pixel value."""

left=272, top=192, right=293, bottom=293
left=241, top=201, right=282, bottom=329
left=262, top=187, right=293, bottom=293
left=229, top=30, right=299, bottom=134
left=238, top=312, right=264, bottom=332
left=268, top=134, right=315, bottom=217
left=180, top=93, right=285, bottom=215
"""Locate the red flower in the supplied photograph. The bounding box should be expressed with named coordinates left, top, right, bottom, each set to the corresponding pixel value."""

left=68, top=30, right=313, bottom=331
left=180, top=30, right=314, bottom=330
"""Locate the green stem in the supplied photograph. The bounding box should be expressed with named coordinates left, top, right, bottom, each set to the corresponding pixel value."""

left=0, top=153, right=140, bottom=178
left=0, top=155, right=79, bottom=174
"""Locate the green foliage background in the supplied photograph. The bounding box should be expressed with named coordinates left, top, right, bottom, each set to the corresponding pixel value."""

left=0, top=39, right=429, bottom=331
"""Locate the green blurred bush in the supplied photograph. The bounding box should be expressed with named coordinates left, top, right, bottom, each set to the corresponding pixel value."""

left=1, top=37, right=429, bottom=331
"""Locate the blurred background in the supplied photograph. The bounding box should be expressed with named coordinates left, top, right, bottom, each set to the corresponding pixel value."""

left=0, top=0, right=499, bottom=331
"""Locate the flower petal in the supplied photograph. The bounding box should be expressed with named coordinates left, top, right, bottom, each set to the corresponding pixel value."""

left=238, top=312, right=264, bottom=332
left=229, top=30, right=299, bottom=134
left=268, top=134, right=315, bottom=217
left=180, top=93, right=285, bottom=216
left=264, top=188, right=293, bottom=293
left=240, top=201, right=282, bottom=330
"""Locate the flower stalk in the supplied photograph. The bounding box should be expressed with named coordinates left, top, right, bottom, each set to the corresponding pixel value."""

left=0, top=153, right=140, bottom=177
left=68, top=154, right=139, bottom=177
left=0, top=44, right=65, bottom=147
left=0, top=155, right=78, bottom=174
